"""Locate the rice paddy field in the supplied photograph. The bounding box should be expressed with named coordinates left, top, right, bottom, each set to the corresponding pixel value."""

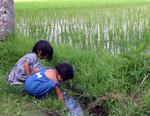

left=0, top=0, right=150, bottom=115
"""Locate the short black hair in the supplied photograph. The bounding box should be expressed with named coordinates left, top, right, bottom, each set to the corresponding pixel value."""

left=55, top=63, right=74, bottom=81
left=32, top=40, right=53, bottom=61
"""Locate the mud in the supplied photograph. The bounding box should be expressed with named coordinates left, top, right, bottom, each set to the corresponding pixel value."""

left=89, top=105, right=108, bottom=116
left=77, top=96, right=108, bottom=116
left=43, top=111, right=61, bottom=116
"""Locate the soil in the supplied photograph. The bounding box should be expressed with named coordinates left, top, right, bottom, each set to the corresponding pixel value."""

left=43, top=111, right=61, bottom=116
left=89, top=105, right=108, bottom=116
left=79, top=96, right=108, bottom=116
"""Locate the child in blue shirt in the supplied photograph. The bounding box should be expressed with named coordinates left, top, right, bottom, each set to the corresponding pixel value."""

left=24, top=63, right=74, bottom=105
left=7, top=40, right=53, bottom=85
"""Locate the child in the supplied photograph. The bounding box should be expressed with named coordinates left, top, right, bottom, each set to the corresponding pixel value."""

left=7, top=40, right=53, bottom=85
left=24, top=63, right=74, bottom=105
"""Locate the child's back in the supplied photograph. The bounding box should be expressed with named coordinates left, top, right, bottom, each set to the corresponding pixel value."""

left=24, top=67, right=58, bottom=98
left=24, top=63, right=74, bottom=105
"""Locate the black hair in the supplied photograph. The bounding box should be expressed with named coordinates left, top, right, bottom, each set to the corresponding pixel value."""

left=55, top=63, right=74, bottom=81
left=32, top=40, right=53, bottom=61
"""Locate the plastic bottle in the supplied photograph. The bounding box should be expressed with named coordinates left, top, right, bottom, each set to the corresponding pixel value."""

left=63, top=92, right=84, bottom=116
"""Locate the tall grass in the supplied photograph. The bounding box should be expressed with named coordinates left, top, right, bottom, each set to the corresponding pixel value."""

left=1, top=34, right=150, bottom=115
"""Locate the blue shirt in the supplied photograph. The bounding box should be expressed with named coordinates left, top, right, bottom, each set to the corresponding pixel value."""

left=24, top=68, right=58, bottom=98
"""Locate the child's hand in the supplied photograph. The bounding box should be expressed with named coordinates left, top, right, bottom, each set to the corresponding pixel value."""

left=31, top=67, right=39, bottom=74
left=64, top=107, right=68, bottom=112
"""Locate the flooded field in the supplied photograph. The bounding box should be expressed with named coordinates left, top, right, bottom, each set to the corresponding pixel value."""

left=15, top=4, right=150, bottom=54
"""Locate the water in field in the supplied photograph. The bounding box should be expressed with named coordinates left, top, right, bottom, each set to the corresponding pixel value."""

left=15, top=5, right=150, bottom=54
left=63, top=92, right=84, bottom=116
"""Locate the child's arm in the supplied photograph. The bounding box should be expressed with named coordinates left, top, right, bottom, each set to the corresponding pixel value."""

left=54, top=87, right=64, bottom=105
left=24, top=61, right=31, bottom=76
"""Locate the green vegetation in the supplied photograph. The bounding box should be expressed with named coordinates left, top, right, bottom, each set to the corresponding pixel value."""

left=14, top=0, right=150, bottom=54
left=0, top=0, right=150, bottom=115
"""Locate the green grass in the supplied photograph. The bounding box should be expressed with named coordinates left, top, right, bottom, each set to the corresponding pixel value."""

left=14, top=0, right=150, bottom=7
left=1, top=34, right=150, bottom=115
left=14, top=0, right=150, bottom=17
left=1, top=0, right=150, bottom=115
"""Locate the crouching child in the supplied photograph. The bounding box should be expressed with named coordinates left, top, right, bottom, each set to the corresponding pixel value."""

left=24, top=62, right=74, bottom=105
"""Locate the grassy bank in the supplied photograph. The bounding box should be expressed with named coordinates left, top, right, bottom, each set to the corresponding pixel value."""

left=0, top=34, right=150, bottom=115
